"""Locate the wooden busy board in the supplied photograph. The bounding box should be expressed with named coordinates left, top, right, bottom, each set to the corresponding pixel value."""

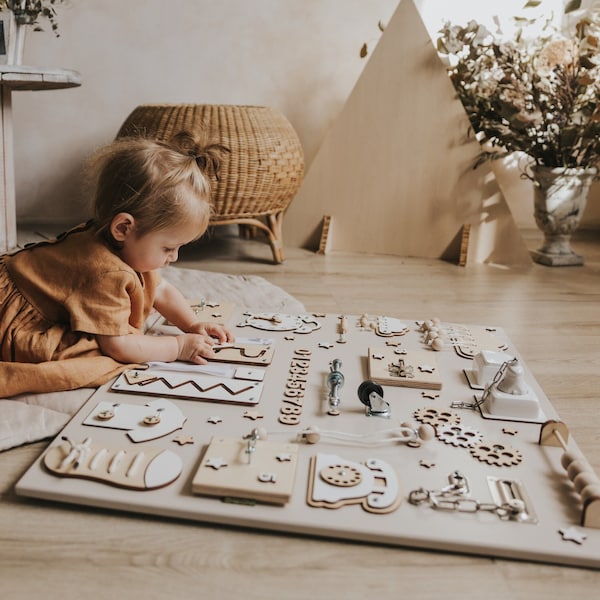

left=15, top=312, right=600, bottom=568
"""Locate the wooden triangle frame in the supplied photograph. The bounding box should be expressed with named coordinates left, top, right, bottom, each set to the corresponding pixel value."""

left=283, top=0, right=531, bottom=266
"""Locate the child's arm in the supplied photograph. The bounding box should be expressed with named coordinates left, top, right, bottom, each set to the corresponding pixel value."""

left=96, top=280, right=234, bottom=365
left=152, top=279, right=235, bottom=343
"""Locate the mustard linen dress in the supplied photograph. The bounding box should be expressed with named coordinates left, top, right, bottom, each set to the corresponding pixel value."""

left=0, top=223, right=160, bottom=397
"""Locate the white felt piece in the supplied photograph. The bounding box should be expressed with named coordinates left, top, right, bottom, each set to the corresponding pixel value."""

left=111, top=370, right=263, bottom=406
left=83, top=399, right=187, bottom=443
left=2, top=267, right=304, bottom=451
left=145, top=362, right=236, bottom=378
left=311, top=454, right=375, bottom=503
left=144, top=450, right=183, bottom=488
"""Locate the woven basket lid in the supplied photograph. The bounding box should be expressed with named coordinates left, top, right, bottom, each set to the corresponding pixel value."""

left=117, top=104, right=305, bottom=218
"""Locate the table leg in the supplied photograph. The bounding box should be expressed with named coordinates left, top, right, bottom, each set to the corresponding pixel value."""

left=0, top=85, right=16, bottom=254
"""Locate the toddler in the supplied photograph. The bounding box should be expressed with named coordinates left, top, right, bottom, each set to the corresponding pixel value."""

left=0, top=131, right=234, bottom=397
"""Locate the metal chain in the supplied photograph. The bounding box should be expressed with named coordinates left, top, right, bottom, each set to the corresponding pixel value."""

left=451, top=358, right=518, bottom=411
left=408, top=470, right=525, bottom=520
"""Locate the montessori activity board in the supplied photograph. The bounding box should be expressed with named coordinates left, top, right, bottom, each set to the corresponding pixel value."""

left=16, top=309, right=600, bottom=568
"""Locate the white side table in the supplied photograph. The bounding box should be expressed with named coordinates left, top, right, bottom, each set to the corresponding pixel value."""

left=0, top=65, right=81, bottom=254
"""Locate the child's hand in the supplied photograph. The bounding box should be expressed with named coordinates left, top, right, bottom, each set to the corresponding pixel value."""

left=175, top=333, right=219, bottom=365
left=187, top=322, right=235, bottom=344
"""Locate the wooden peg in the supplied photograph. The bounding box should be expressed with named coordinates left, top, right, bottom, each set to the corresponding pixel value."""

left=538, top=420, right=569, bottom=448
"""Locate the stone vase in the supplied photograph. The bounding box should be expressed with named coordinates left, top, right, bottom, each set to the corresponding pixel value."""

left=7, top=0, right=41, bottom=65
left=530, top=166, right=597, bottom=266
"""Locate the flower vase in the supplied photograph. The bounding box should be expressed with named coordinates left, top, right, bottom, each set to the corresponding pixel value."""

left=530, top=166, right=596, bottom=266
left=9, top=22, right=27, bottom=65
left=6, top=7, right=35, bottom=66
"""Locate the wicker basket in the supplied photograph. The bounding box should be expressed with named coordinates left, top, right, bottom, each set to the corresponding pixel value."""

left=116, top=104, right=305, bottom=263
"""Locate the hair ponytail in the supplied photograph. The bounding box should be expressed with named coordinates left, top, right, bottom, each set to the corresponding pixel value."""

left=89, top=129, right=225, bottom=243
left=169, top=131, right=230, bottom=182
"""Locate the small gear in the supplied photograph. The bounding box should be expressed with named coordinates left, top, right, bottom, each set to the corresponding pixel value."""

left=470, top=442, right=523, bottom=467
left=413, top=406, right=460, bottom=429
left=436, top=424, right=483, bottom=448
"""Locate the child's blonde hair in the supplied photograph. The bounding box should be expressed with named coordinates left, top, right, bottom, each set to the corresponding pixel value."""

left=88, top=131, right=229, bottom=245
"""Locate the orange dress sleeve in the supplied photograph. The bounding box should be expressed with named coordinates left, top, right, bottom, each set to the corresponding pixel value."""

left=66, top=269, right=152, bottom=336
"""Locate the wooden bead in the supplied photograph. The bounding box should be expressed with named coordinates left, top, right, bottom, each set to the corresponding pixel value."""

left=426, top=331, right=438, bottom=343
left=560, top=449, right=584, bottom=471
left=573, top=470, right=600, bottom=493
left=400, top=421, right=416, bottom=430
left=580, top=483, right=600, bottom=505
left=302, top=426, right=321, bottom=444
left=418, top=424, right=436, bottom=441
left=566, top=459, right=592, bottom=482
left=431, top=338, right=444, bottom=351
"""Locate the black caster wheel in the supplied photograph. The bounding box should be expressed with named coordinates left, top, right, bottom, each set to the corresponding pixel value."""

left=357, top=380, right=384, bottom=408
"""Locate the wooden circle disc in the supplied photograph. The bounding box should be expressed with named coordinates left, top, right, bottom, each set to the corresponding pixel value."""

left=320, top=464, right=363, bottom=487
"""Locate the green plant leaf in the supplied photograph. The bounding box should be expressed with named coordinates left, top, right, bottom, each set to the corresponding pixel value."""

left=523, top=0, right=543, bottom=8
left=359, top=43, right=368, bottom=58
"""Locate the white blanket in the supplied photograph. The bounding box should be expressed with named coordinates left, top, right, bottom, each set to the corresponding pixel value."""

left=0, top=267, right=304, bottom=451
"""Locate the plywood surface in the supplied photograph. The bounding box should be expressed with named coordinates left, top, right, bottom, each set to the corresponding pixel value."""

left=284, top=0, right=530, bottom=265
left=14, top=312, right=600, bottom=569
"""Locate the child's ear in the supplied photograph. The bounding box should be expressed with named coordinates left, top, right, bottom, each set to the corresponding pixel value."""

left=110, top=213, right=135, bottom=242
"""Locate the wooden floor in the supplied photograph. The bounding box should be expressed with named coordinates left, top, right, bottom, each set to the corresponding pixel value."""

left=2, top=225, right=599, bottom=598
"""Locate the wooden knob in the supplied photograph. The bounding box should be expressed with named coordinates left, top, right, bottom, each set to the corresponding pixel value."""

left=418, top=424, right=436, bottom=441
left=431, top=338, right=445, bottom=351
left=302, top=426, right=321, bottom=444
left=573, top=470, right=600, bottom=494
left=566, top=459, right=592, bottom=482
left=560, top=449, right=585, bottom=470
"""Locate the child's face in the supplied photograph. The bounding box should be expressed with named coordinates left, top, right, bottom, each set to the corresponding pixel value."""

left=120, top=221, right=199, bottom=272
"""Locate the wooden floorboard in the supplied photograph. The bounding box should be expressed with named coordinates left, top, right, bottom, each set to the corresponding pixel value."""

left=2, top=225, right=599, bottom=598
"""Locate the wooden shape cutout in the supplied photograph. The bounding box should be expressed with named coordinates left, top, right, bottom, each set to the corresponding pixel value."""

left=211, top=342, right=275, bottom=366
left=83, top=398, right=187, bottom=443
left=307, top=453, right=401, bottom=514
left=368, top=347, right=442, bottom=390
left=192, top=436, right=298, bottom=505
left=111, top=369, right=263, bottom=405
left=237, top=313, right=322, bottom=334
left=538, top=420, right=569, bottom=448
left=44, top=441, right=182, bottom=490
left=283, top=0, right=531, bottom=266
left=153, top=301, right=235, bottom=332
left=445, top=324, right=509, bottom=360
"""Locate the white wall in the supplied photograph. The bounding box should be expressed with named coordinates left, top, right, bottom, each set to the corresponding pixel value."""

left=12, top=0, right=600, bottom=230
left=14, top=0, right=398, bottom=226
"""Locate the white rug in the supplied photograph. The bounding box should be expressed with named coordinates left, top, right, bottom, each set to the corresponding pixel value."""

left=0, top=268, right=305, bottom=451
